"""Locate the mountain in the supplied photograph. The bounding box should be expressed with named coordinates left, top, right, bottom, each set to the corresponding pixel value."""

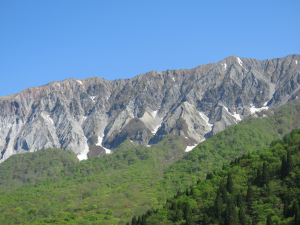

left=1, top=54, right=300, bottom=162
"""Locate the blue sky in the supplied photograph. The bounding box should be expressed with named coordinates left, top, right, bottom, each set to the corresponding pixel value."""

left=0, top=0, right=299, bottom=97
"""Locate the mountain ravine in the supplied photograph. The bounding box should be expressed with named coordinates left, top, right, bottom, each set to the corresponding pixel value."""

left=0, top=54, right=300, bottom=162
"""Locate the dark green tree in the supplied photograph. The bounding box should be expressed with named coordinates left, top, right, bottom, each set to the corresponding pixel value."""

left=219, top=182, right=228, bottom=203
left=227, top=173, right=234, bottom=194
left=214, top=191, right=223, bottom=220
left=255, top=168, right=262, bottom=186
left=239, top=206, right=246, bottom=225
left=287, top=150, right=293, bottom=175
left=141, top=214, right=146, bottom=225
left=176, top=210, right=183, bottom=221
left=203, top=213, right=209, bottom=225
left=237, top=194, right=245, bottom=208
left=262, top=162, right=270, bottom=186
left=284, top=200, right=289, bottom=218
left=206, top=172, right=213, bottom=180
left=185, top=203, right=193, bottom=225
left=132, top=215, right=137, bottom=225
left=172, top=201, right=177, bottom=211
left=225, top=199, right=238, bottom=225
left=246, top=183, right=254, bottom=206
left=267, top=215, right=273, bottom=225
left=295, top=202, right=300, bottom=225
left=281, top=155, right=287, bottom=179
left=137, top=215, right=141, bottom=224
left=186, top=188, right=190, bottom=196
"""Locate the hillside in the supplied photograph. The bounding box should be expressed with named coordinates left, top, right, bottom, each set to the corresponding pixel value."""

left=0, top=100, right=300, bottom=224
left=130, top=128, right=300, bottom=225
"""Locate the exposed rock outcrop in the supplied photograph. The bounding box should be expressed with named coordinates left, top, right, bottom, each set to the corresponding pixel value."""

left=1, top=54, right=300, bottom=162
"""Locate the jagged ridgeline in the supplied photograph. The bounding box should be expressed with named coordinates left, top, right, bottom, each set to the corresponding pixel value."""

left=130, top=128, right=300, bottom=225
left=0, top=100, right=300, bottom=224
left=1, top=54, right=300, bottom=162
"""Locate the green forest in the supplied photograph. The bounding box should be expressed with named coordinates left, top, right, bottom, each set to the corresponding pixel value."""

left=129, top=128, right=300, bottom=225
left=1, top=100, right=300, bottom=224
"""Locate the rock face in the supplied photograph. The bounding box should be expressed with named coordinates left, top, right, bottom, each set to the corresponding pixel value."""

left=0, top=54, right=300, bottom=162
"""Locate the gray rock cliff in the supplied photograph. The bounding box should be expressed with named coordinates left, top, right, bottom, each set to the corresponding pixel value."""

left=1, top=54, right=300, bottom=162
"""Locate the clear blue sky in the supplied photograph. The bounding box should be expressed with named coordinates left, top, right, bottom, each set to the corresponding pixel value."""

left=0, top=0, right=299, bottom=97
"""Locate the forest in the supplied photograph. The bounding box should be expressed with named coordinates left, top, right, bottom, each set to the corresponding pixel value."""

left=129, top=128, right=300, bottom=224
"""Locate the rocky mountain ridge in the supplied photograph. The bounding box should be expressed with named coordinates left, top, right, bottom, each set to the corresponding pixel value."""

left=0, top=54, right=300, bottom=162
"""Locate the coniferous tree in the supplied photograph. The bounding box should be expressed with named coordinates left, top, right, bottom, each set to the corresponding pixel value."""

left=267, top=215, right=273, bottom=225
left=248, top=152, right=251, bottom=159
left=239, top=206, right=246, bottom=225
left=206, top=172, right=213, bottom=180
left=256, top=168, right=262, bottom=186
left=262, top=162, right=270, bottom=186
left=220, top=182, right=228, bottom=203
left=237, top=194, right=245, bottom=208
left=252, top=217, right=258, bottom=225
left=203, top=213, right=209, bottom=225
left=284, top=200, right=289, bottom=218
left=176, top=210, right=183, bottom=221
left=246, top=183, right=254, bottom=206
left=225, top=199, right=238, bottom=225
left=186, top=188, right=190, bottom=196
left=172, top=201, right=177, bottom=211
left=227, top=173, right=234, bottom=194
left=281, top=155, right=287, bottom=179
left=141, top=215, right=146, bottom=225
left=287, top=150, right=293, bottom=175
left=295, top=201, right=300, bottom=225
left=185, top=203, right=193, bottom=225
left=214, top=191, right=223, bottom=220
left=132, top=216, right=137, bottom=225
left=137, top=215, right=141, bottom=224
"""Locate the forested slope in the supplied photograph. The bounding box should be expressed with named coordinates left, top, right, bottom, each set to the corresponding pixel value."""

left=131, top=128, right=300, bottom=225
left=163, top=100, right=300, bottom=189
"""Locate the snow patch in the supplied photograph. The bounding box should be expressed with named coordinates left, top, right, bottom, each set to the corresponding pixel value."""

left=296, top=60, right=298, bottom=65
left=237, top=57, right=243, bottom=66
left=221, top=63, right=227, bottom=69
left=232, top=112, right=241, bottom=121
left=46, top=115, right=54, bottom=125
left=82, top=116, right=87, bottom=121
left=250, top=105, right=269, bottom=114
left=185, top=144, right=197, bottom=152
left=150, top=110, right=157, bottom=118
left=77, top=137, right=89, bottom=161
left=89, top=96, right=96, bottom=102
left=172, top=77, right=175, bottom=81
left=199, top=112, right=213, bottom=126
left=96, top=135, right=111, bottom=154
left=76, top=80, right=83, bottom=85
left=151, top=124, right=161, bottom=134
left=146, top=145, right=151, bottom=147
left=222, top=106, right=241, bottom=122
